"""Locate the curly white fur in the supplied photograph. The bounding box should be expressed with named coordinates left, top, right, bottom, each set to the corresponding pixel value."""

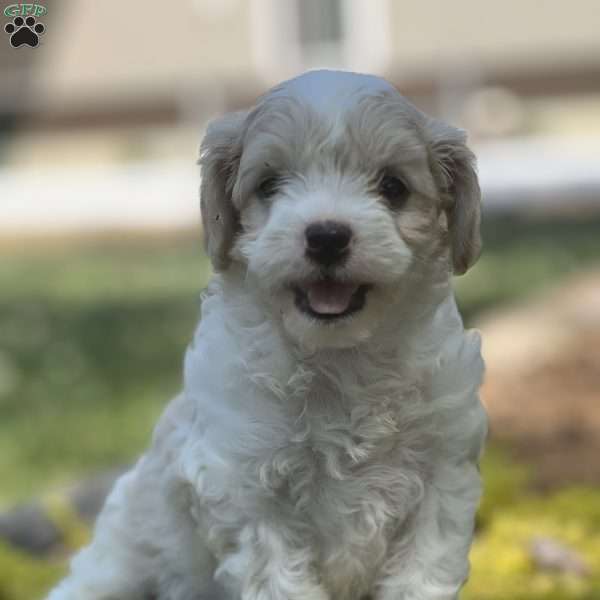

left=47, top=70, right=487, bottom=600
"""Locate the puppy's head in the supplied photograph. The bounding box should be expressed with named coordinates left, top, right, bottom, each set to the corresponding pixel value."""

left=200, top=70, right=481, bottom=350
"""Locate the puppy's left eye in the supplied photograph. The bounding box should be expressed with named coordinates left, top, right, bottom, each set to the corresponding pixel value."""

left=256, top=176, right=280, bottom=200
left=379, top=174, right=409, bottom=207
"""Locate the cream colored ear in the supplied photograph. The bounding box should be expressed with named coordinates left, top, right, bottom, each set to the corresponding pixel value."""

left=199, top=111, right=247, bottom=271
left=427, top=121, right=482, bottom=275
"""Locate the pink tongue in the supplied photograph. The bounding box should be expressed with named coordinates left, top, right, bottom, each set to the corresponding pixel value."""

left=306, top=281, right=358, bottom=315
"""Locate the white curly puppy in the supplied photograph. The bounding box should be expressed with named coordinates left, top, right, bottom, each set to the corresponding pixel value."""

left=48, top=70, right=487, bottom=600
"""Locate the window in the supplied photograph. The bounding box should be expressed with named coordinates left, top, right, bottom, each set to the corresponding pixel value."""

left=250, top=0, right=391, bottom=83
left=296, top=0, right=344, bottom=66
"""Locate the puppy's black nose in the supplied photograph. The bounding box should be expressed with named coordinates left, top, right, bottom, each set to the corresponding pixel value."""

left=305, top=220, right=352, bottom=266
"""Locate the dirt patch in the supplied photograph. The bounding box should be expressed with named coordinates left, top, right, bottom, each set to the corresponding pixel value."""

left=478, top=269, right=600, bottom=489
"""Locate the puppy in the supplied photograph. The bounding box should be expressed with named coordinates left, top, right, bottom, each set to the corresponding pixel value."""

left=48, top=70, right=487, bottom=600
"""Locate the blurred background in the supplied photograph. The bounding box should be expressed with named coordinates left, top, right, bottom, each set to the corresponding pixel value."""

left=1, top=1, right=599, bottom=598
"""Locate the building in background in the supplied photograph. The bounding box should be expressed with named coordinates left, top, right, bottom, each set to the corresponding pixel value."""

left=0, top=0, right=599, bottom=168
left=0, top=0, right=599, bottom=233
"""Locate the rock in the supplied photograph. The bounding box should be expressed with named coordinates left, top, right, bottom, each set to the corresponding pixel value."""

left=0, top=468, right=124, bottom=556
left=69, top=468, right=124, bottom=523
left=529, top=536, right=590, bottom=576
left=0, top=502, right=62, bottom=556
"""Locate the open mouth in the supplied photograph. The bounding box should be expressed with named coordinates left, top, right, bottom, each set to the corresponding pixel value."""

left=293, top=279, right=371, bottom=321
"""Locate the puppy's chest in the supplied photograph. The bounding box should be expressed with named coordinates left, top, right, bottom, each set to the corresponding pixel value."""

left=278, top=409, right=423, bottom=505
left=259, top=387, right=433, bottom=592
left=195, top=373, right=436, bottom=594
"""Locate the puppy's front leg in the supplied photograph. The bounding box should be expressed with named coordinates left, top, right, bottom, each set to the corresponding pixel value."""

left=216, top=522, right=330, bottom=600
left=376, top=462, right=482, bottom=600
left=46, top=469, right=158, bottom=600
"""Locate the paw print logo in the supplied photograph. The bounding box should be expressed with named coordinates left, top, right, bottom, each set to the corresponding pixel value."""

left=4, top=15, right=45, bottom=48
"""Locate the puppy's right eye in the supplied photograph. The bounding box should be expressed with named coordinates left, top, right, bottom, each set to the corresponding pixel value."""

left=379, top=173, right=409, bottom=208
left=256, top=176, right=280, bottom=200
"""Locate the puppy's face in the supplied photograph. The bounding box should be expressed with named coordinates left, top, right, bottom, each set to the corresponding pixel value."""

left=200, top=71, right=481, bottom=350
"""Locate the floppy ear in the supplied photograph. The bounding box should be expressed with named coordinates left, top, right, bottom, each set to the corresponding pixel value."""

left=427, top=121, right=482, bottom=275
left=199, top=111, right=247, bottom=271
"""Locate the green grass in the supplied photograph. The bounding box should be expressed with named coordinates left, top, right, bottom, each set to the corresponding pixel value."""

left=0, top=233, right=211, bottom=505
left=456, top=214, right=600, bottom=322
left=0, top=541, right=65, bottom=600
left=0, top=215, right=599, bottom=598
left=466, top=472, right=600, bottom=600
